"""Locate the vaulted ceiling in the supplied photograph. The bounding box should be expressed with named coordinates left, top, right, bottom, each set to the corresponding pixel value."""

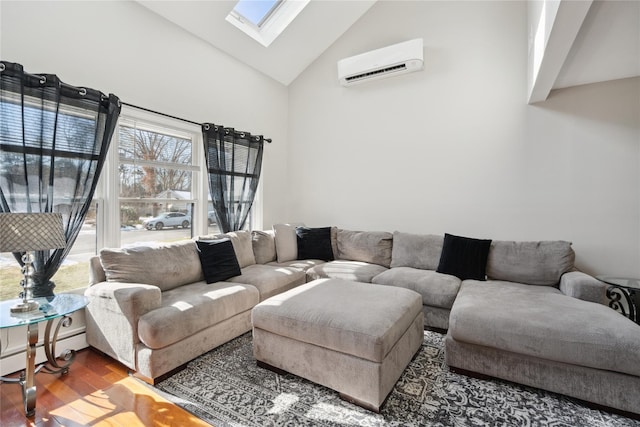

left=137, top=1, right=639, bottom=90
left=136, top=0, right=376, bottom=86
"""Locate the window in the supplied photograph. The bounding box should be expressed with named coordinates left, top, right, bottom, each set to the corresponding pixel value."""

left=226, top=0, right=310, bottom=47
left=110, top=109, right=213, bottom=249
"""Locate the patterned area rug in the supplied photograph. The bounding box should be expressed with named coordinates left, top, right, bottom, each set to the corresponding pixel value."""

left=156, top=331, right=639, bottom=427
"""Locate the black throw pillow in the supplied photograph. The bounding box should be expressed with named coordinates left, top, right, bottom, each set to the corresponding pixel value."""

left=196, top=239, right=242, bottom=284
left=436, top=233, right=492, bottom=281
left=296, top=226, right=334, bottom=261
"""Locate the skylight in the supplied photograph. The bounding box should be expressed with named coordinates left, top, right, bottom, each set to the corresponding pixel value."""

left=233, top=0, right=281, bottom=27
left=226, top=0, right=310, bottom=47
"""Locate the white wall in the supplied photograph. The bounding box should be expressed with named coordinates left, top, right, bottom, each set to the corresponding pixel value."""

left=288, top=1, right=640, bottom=277
left=0, top=0, right=289, bottom=228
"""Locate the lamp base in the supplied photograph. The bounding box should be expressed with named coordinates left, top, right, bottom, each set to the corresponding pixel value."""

left=10, top=300, right=40, bottom=314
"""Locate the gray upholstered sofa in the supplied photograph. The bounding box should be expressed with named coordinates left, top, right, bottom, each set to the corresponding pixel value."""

left=84, top=224, right=640, bottom=416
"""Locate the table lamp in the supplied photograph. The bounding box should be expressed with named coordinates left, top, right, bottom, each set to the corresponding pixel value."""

left=0, top=212, right=66, bottom=313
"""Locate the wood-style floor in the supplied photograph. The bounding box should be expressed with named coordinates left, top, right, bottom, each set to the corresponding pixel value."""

left=0, top=348, right=212, bottom=427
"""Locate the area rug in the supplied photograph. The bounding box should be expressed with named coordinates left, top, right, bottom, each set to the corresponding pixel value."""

left=155, top=331, right=639, bottom=427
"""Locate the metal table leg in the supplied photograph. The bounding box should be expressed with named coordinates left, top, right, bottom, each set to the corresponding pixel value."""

left=607, top=285, right=639, bottom=324
left=0, top=315, right=76, bottom=417
left=23, top=322, right=38, bottom=417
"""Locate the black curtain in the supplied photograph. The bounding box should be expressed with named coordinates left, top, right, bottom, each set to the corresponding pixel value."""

left=202, top=124, right=264, bottom=233
left=0, top=61, right=121, bottom=297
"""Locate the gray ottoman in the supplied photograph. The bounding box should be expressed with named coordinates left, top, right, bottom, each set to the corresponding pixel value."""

left=252, top=278, right=424, bottom=412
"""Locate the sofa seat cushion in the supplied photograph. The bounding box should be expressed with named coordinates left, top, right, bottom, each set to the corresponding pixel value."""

left=449, top=280, right=640, bottom=377
left=225, top=264, right=306, bottom=301
left=372, top=267, right=461, bottom=309
left=306, top=260, right=388, bottom=283
left=138, top=281, right=259, bottom=349
left=252, top=279, right=422, bottom=363
left=267, top=259, right=326, bottom=272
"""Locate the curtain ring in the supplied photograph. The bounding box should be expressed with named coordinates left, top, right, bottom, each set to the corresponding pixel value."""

left=79, top=88, right=87, bottom=96
left=39, top=76, right=46, bottom=84
left=204, top=124, right=210, bottom=130
left=240, top=132, right=245, bottom=138
left=0, top=63, right=5, bottom=72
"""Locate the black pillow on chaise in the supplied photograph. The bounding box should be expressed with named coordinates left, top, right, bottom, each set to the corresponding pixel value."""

left=436, top=233, right=492, bottom=281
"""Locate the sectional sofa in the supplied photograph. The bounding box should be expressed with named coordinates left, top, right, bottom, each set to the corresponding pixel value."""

left=84, top=225, right=640, bottom=417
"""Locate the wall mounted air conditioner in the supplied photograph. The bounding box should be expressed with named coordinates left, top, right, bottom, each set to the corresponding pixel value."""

left=337, top=38, right=424, bottom=86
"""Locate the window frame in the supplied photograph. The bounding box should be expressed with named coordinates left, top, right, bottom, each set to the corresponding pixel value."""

left=225, top=0, right=310, bottom=47
left=231, top=0, right=282, bottom=28
left=97, top=107, right=209, bottom=249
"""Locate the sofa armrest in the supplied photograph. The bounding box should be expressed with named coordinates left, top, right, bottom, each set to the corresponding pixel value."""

left=559, top=271, right=606, bottom=304
left=84, top=282, right=161, bottom=370
left=88, top=255, right=106, bottom=286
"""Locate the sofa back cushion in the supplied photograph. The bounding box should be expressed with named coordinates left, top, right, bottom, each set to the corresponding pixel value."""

left=252, top=230, right=277, bottom=264
left=197, top=230, right=256, bottom=268
left=486, top=240, right=575, bottom=286
left=273, top=223, right=305, bottom=263
left=100, top=240, right=203, bottom=291
left=390, top=231, right=443, bottom=270
left=337, top=229, right=393, bottom=268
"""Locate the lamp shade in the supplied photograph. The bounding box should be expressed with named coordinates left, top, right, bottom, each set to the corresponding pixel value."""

left=0, top=213, right=66, bottom=253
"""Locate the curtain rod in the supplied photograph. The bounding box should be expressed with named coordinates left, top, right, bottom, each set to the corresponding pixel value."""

left=121, top=101, right=272, bottom=143
left=122, top=101, right=201, bottom=126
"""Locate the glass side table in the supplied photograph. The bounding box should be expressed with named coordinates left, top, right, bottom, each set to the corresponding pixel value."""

left=597, top=276, right=639, bottom=325
left=0, top=293, right=88, bottom=417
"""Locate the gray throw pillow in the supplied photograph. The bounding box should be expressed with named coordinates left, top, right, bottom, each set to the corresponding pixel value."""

left=273, top=223, right=304, bottom=263
left=252, top=230, right=277, bottom=264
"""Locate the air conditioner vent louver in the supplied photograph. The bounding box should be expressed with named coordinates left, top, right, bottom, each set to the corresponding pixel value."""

left=338, top=38, right=423, bottom=86
left=345, top=64, right=407, bottom=82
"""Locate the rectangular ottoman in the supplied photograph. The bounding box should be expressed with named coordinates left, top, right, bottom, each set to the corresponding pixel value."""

left=252, top=278, right=424, bottom=412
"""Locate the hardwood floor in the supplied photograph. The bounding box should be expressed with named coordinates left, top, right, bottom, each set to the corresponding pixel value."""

left=0, top=348, right=212, bottom=427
